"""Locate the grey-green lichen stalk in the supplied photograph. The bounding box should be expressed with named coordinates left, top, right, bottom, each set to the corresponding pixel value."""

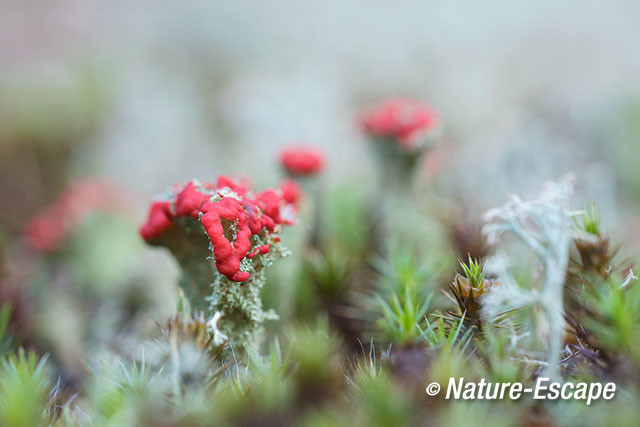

left=482, top=174, right=576, bottom=380
left=207, top=240, right=289, bottom=354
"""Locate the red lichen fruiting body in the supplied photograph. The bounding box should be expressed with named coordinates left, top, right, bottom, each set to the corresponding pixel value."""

left=140, top=175, right=297, bottom=282
left=200, top=197, right=253, bottom=282
left=359, top=97, right=439, bottom=148
left=279, top=146, right=325, bottom=176
left=258, top=190, right=284, bottom=225
left=247, top=244, right=271, bottom=259
left=216, top=175, right=248, bottom=196
left=175, top=182, right=210, bottom=218
left=23, top=207, right=68, bottom=252
left=24, top=178, right=126, bottom=252
left=140, top=201, right=174, bottom=241
left=280, top=179, right=301, bottom=205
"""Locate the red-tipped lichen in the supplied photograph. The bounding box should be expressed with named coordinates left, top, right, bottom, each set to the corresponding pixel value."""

left=279, top=146, right=325, bottom=176
left=141, top=176, right=298, bottom=351
left=280, top=179, right=301, bottom=206
left=359, top=98, right=439, bottom=149
left=140, top=176, right=296, bottom=283
left=139, top=201, right=173, bottom=241
left=24, top=178, right=124, bottom=252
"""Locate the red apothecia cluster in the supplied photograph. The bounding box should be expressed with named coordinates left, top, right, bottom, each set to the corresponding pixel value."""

left=24, top=178, right=123, bottom=252
left=359, top=97, right=439, bottom=149
left=279, top=147, right=325, bottom=176
left=140, top=175, right=299, bottom=282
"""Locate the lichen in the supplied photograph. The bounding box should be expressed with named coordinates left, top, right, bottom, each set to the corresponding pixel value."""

left=140, top=176, right=296, bottom=354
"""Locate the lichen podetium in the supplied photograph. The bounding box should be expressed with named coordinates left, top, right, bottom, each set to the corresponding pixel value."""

left=140, top=176, right=296, bottom=355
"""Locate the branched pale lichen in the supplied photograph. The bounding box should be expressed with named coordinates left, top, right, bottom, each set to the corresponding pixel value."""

left=481, top=174, right=577, bottom=379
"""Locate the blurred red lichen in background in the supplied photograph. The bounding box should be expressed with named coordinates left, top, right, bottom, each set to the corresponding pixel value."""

left=23, top=178, right=126, bottom=252
left=279, top=179, right=301, bottom=206
left=279, top=146, right=325, bottom=176
left=359, top=97, right=439, bottom=149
